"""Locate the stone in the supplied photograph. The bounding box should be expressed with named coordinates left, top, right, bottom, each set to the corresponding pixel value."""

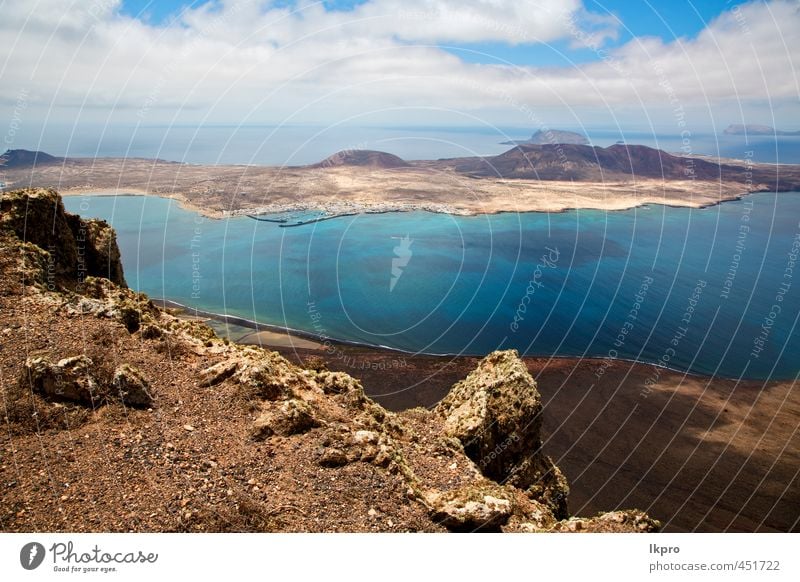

left=352, top=430, right=379, bottom=445
left=316, top=370, right=361, bottom=394
left=198, top=360, right=240, bottom=388
left=550, top=510, right=661, bottom=533
left=435, top=349, right=569, bottom=518
left=318, top=447, right=349, bottom=467
left=426, top=484, right=514, bottom=531
left=113, top=364, right=154, bottom=407
left=238, top=362, right=288, bottom=401
left=251, top=399, right=319, bottom=440
left=22, top=355, right=100, bottom=404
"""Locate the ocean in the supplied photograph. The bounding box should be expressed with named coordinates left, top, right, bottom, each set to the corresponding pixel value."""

left=65, top=191, right=800, bottom=381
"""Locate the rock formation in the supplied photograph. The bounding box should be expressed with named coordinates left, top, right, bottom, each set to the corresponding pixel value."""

left=0, top=188, right=660, bottom=533
left=0, top=188, right=125, bottom=287
left=435, top=350, right=569, bottom=518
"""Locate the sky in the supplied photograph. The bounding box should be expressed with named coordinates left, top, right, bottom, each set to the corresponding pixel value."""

left=0, top=0, right=798, bottom=146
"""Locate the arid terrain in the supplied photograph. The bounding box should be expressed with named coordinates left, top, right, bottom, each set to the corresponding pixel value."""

left=267, top=343, right=800, bottom=532
left=3, top=144, right=800, bottom=219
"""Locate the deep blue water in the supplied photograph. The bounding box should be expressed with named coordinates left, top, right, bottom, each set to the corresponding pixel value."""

left=65, top=193, right=800, bottom=380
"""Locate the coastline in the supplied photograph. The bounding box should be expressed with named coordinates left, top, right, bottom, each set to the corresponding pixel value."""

left=58, top=184, right=777, bottom=224
left=153, top=297, right=785, bottom=384
left=60, top=188, right=227, bottom=219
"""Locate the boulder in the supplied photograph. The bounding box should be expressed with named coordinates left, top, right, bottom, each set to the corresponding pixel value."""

left=426, top=484, right=514, bottom=531
left=318, top=447, right=349, bottom=467
left=251, top=399, right=319, bottom=440
left=22, top=355, right=100, bottom=404
left=198, top=360, right=240, bottom=387
left=113, top=364, right=154, bottom=407
left=435, top=349, right=569, bottom=517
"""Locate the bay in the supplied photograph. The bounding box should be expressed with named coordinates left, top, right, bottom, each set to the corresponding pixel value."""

left=65, top=192, right=800, bottom=380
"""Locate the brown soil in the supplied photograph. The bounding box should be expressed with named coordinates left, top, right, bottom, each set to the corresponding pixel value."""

left=274, top=345, right=800, bottom=532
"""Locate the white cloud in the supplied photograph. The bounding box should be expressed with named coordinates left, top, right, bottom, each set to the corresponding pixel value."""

left=0, top=0, right=797, bottom=131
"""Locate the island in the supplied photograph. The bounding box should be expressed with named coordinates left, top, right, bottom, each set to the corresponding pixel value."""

left=723, top=124, right=800, bottom=136
left=500, top=129, right=589, bottom=145
left=2, top=143, right=799, bottom=222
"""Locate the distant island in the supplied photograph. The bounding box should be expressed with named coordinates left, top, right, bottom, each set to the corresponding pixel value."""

left=500, top=129, right=589, bottom=146
left=3, top=143, right=800, bottom=219
left=723, top=124, right=800, bottom=136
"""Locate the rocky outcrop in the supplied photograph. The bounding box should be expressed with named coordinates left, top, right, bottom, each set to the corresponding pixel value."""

left=0, top=188, right=125, bottom=287
left=23, top=355, right=100, bottom=404
left=549, top=510, right=661, bottom=533
left=21, top=356, right=154, bottom=408
left=435, top=349, right=569, bottom=517
left=66, top=276, right=159, bottom=333
left=112, top=364, right=154, bottom=407
left=425, top=484, right=514, bottom=531
left=251, top=399, right=320, bottom=439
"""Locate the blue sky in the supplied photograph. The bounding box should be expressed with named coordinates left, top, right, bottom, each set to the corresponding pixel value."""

left=120, top=0, right=739, bottom=66
left=2, top=0, right=797, bottom=130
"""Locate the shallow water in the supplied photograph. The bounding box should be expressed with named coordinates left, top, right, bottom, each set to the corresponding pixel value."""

left=65, top=191, right=800, bottom=380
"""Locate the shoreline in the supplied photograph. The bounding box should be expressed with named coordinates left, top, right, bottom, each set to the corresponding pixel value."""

left=152, top=297, right=789, bottom=384
left=59, top=186, right=781, bottom=224
left=60, top=188, right=227, bottom=219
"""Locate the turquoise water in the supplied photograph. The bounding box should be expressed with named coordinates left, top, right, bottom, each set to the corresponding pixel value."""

left=65, top=193, right=800, bottom=380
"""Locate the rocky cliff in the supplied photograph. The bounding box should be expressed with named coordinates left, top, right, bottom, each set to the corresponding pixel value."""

left=0, top=188, right=659, bottom=533
left=0, top=188, right=125, bottom=287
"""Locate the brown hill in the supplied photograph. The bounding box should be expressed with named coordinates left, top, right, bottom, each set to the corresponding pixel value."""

left=443, top=143, right=800, bottom=190
left=311, top=149, right=409, bottom=169
left=0, top=149, right=60, bottom=168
